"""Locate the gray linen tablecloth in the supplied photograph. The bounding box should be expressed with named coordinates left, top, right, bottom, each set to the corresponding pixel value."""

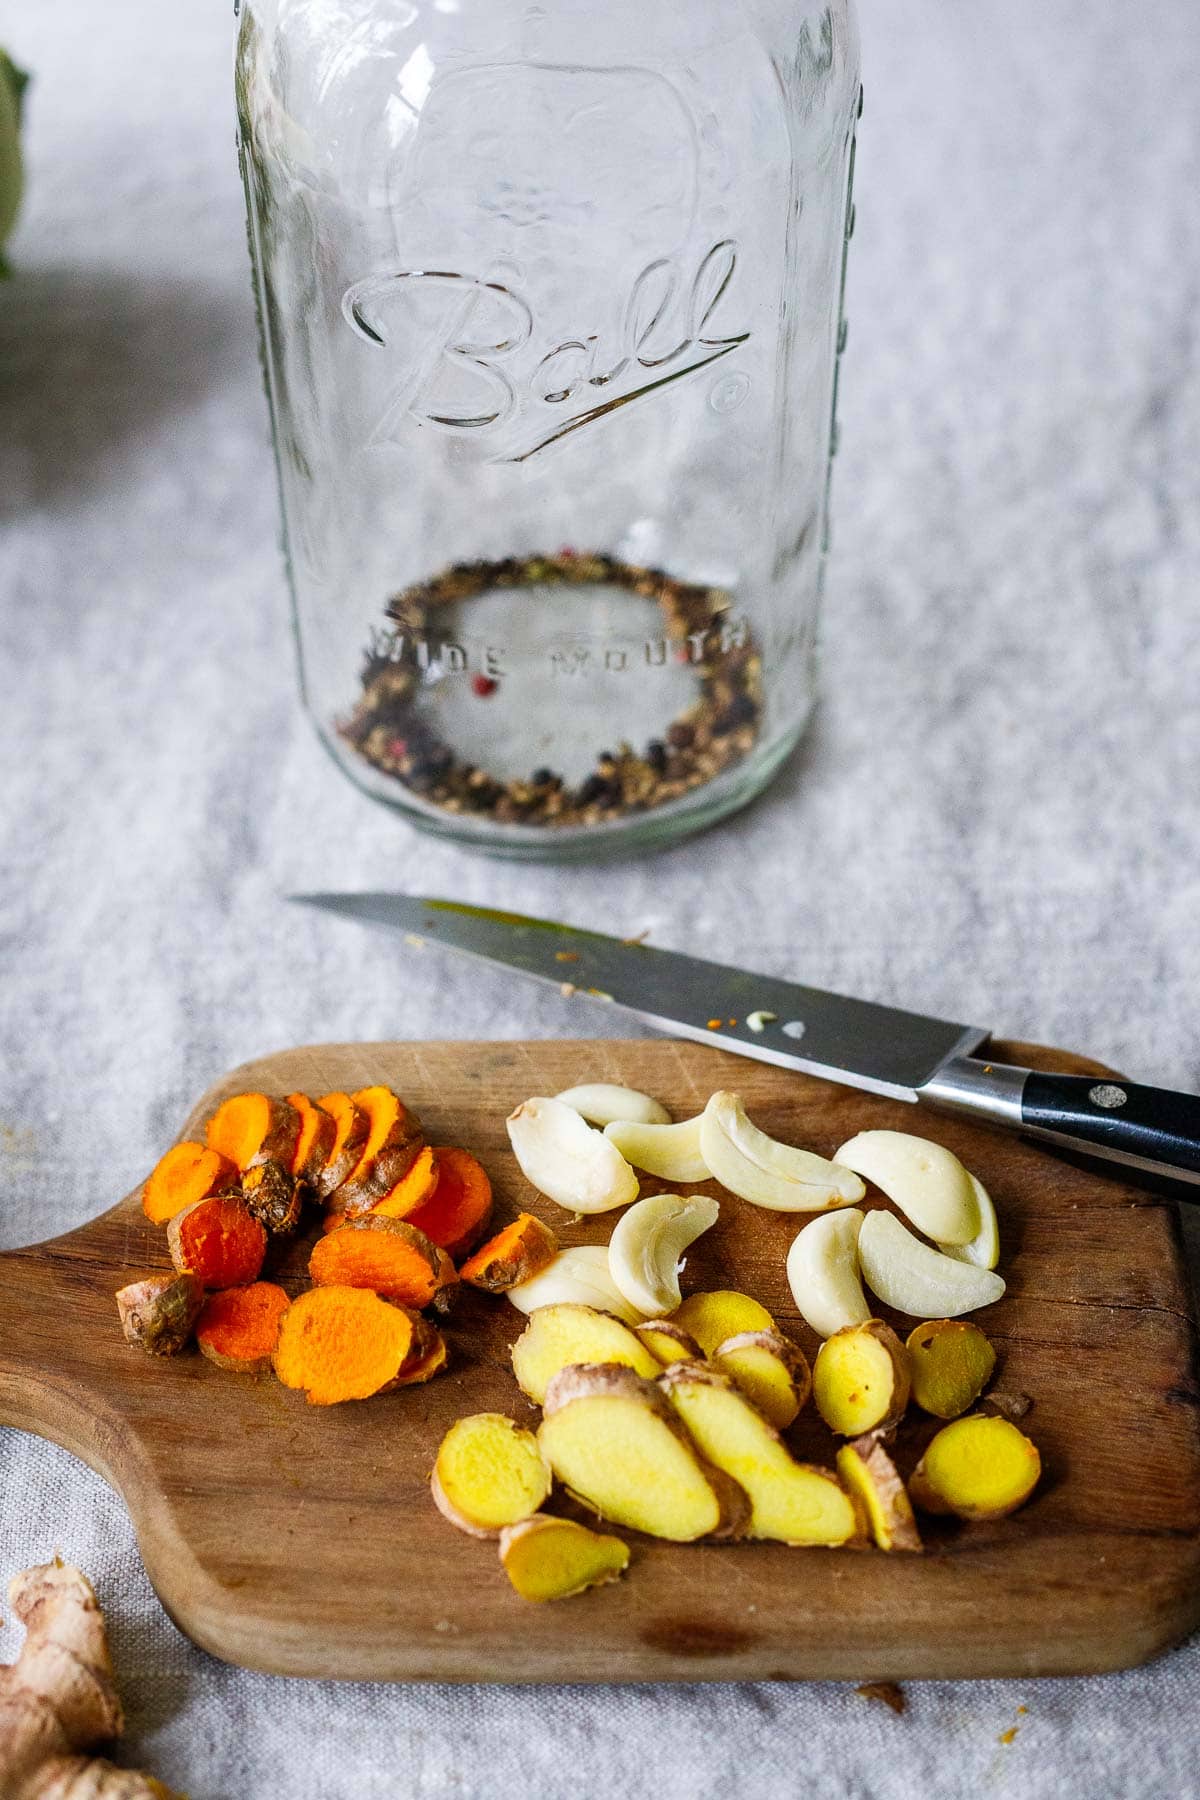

left=3, top=2, right=1199, bottom=1794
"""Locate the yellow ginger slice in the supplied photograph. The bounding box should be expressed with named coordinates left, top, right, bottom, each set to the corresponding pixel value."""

left=539, top=1363, right=749, bottom=1541
left=711, top=1330, right=811, bottom=1431
left=506, top=1244, right=640, bottom=1325
left=786, top=1208, right=871, bottom=1339
left=836, top=1437, right=923, bottom=1551
left=603, top=1114, right=709, bottom=1182
left=669, top=1289, right=775, bottom=1359
left=556, top=1083, right=671, bottom=1127
left=858, top=1209, right=1006, bottom=1317
left=660, top=1365, right=861, bottom=1547
left=699, top=1092, right=865, bottom=1212
left=506, top=1096, right=638, bottom=1213
left=942, top=1174, right=1001, bottom=1270
left=906, top=1319, right=997, bottom=1419
left=832, top=1129, right=979, bottom=1245
left=511, top=1303, right=661, bottom=1405
left=499, top=1515, right=631, bottom=1601
left=607, top=1191, right=720, bottom=1317
left=635, top=1321, right=704, bottom=1366
left=910, top=1414, right=1041, bottom=1519
left=812, top=1320, right=911, bottom=1436
left=432, top=1413, right=552, bottom=1538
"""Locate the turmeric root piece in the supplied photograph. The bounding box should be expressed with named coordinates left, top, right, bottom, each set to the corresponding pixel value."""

left=812, top=1319, right=911, bottom=1436
left=273, top=1285, right=425, bottom=1404
left=510, top=1303, right=661, bottom=1406
left=196, top=1281, right=291, bottom=1373
left=404, top=1146, right=493, bottom=1258
left=313, top=1091, right=370, bottom=1198
left=459, top=1212, right=559, bottom=1291
left=499, top=1516, right=630, bottom=1602
left=115, top=1271, right=203, bottom=1356
left=906, top=1318, right=997, bottom=1419
left=141, top=1140, right=236, bottom=1225
left=335, top=1085, right=424, bottom=1211
left=909, top=1414, right=1041, bottom=1520
left=391, top=1328, right=449, bottom=1386
left=205, top=1091, right=300, bottom=1173
left=836, top=1437, right=923, bottom=1551
left=634, top=1320, right=704, bottom=1367
left=669, top=1290, right=775, bottom=1359
left=539, top=1363, right=748, bottom=1541
left=0, top=1561, right=185, bottom=1800
left=309, top=1214, right=458, bottom=1314
left=367, top=1145, right=441, bottom=1221
left=661, top=1364, right=862, bottom=1547
left=239, top=1157, right=303, bottom=1236
left=711, top=1330, right=812, bottom=1431
left=167, top=1194, right=267, bottom=1290
left=286, top=1091, right=337, bottom=1185
left=432, top=1413, right=552, bottom=1537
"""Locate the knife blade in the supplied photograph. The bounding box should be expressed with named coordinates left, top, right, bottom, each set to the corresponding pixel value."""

left=291, top=892, right=1200, bottom=1190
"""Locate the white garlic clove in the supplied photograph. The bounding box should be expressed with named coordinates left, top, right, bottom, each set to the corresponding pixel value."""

left=831, top=1129, right=980, bottom=1245
left=786, top=1208, right=871, bottom=1339
left=857, top=1208, right=1006, bottom=1318
left=603, top=1113, right=710, bottom=1183
left=507, top=1096, right=639, bottom=1214
left=506, top=1245, right=641, bottom=1325
left=555, top=1082, right=672, bottom=1128
left=941, top=1174, right=1001, bottom=1270
left=608, top=1193, right=720, bottom=1318
left=698, top=1091, right=864, bottom=1212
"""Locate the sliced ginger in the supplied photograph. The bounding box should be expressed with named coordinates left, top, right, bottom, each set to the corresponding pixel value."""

left=432, top=1413, right=552, bottom=1537
left=205, top=1092, right=300, bottom=1172
left=460, top=1212, right=559, bottom=1291
left=273, top=1285, right=426, bottom=1404
left=711, top=1330, right=811, bottom=1431
left=313, top=1091, right=370, bottom=1197
left=906, top=1319, right=997, bottom=1419
left=910, top=1414, right=1041, bottom=1520
left=309, top=1215, right=457, bottom=1314
left=669, top=1289, right=775, bottom=1359
left=368, top=1144, right=440, bottom=1221
left=167, top=1194, right=267, bottom=1289
left=510, top=1303, right=661, bottom=1405
left=661, top=1365, right=860, bottom=1546
left=116, top=1271, right=203, bottom=1356
left=404, top=1146, right=493, bottom=1257
left=635, top=1320, right=703, bottom=1366
left=836, top=1437, right=923, bottom=1551
left=539, top=1364, right=747, bottom=1541
left=499, top=1516, right=630, bottom=1602
left=812, top=1319, right=910, bottom=1436
left=142, top=1141, right=236, bottom=1225
left=286, top=1092, right=336, bottom=1184
left=196, top=1281, right=291, bottom=1373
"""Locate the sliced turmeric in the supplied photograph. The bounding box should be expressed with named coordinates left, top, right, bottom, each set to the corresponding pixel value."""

left=309, top=1214, right=458, bottom=1314
left=392, top=1328, right=449, bottom=1386
left=459, top=1211, right=558, bottom=1291
left=196, top=1281, right=291, bottom=1373
left=142, top=1141, right=237, bottom=1225
left=116, top=1271, right=203, bottom=1355
left=367, top=1144, right=440, bottom=1222
left=167, top=1194, right=267, bottom=1289
left=286, top=1091, right=337, bottom=1185
left=403, top=1146, right=493, bottom=1258
left=335, top=1085, right=424, bottom=1210
left=273, top=1285, right=425, bottom=1404
left=313, top=1091, right=370, bottom=1198
left=205, top=1092, right=300, bottom=1172
left=239, top=1158, right=303, bottom=1236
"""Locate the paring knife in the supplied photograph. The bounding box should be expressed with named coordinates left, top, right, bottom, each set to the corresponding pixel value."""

left=291, top=893, right=1200, bottom=1191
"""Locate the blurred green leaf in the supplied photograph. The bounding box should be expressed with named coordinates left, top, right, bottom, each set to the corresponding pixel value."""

left=0, top=50, right=29, bottom=276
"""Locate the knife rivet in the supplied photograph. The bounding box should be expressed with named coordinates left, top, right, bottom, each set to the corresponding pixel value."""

left=1088, top=1083, right=1128, bottom=1110
left=782, top=1021, right=806, bottom=1041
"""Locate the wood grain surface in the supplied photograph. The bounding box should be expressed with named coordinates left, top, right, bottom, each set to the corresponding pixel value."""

left=2, top=1038, right=1199, bottom=1684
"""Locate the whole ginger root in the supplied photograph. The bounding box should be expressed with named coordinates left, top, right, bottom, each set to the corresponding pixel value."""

left=0, top=1561, right=184, bottom=1799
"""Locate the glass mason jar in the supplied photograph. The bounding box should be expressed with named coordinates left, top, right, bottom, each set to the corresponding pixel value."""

left=236, top=0, right=861, bottom=859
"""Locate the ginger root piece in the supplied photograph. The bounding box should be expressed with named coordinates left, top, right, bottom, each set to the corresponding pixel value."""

left=309, top=1215, right=458, bottom=1314
left=115, top=1271, right=203, bottom=1356
left=602, top=1113, right=709, bottom=1182
left=499, top=1516, right=630, bottom=1602
left=906, top=1319, right=997, bottom=1420
left=313, top=1091, right=370, bottom=1198
left=836, top=1437, right=923, bottom=1552
left=556, top=1083, right=671, bottom=1128
left=660, top=1365, right=861, bottom=1547
left=786, top=1208, right=871, bottom=1339
left=506, top=1096, right=639, bottom=1213
left=273, top=1285, right=425, bottom=1404
left=167, top=1194, right=267, bottom=1290
left=813, top=1320, right=911, bottom=1436
left=858, top=1208, right=1006, bottom=1318
left=699, top=1092, right=865, bottom=1212
left=205, top=1091, right=300, bottom=1173
left=460, top=1213, right=559, bottom=1291
left=711, top=1330, right=811, bottom=1431
left=141, top=1141, right=236, bottom=1225
left=909, top=1414, right=1041, bottom=1520
left=506, top=1245, right=640, bottom=1325
left=196, top=1281, right=290, bottom=1373
left=511, top=1303, right=661, bottom=1406
left=608, top=1191, right=720, bottom=1318
left=539, top=1364, right=748, bottom=1541
left=368, top=1145, right=440, bottom=1221
left=432, top=1413, right=552, bottom=1537
left=669, top=1289, right=775, bottom=1359
left=0, top=1561, right=185, bottom=1800
left=943, top=1174, right=1001, bottom=1271
left=336, top=1085, right=424, bottom=1212
left=239, top=1157, right=303, bottom=1236
left=286, top=1092, right=337, bottom=1185
left=404, top=1146, right=493, bottom=1258
left=635, top=1320, right=704, bottom=1367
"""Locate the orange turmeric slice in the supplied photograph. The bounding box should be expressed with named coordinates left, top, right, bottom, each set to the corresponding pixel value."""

left=286, top=1093, right=337, bottom=1184
left=460, top=1212, right=559, bottom=1292
left=142, top=1141, right=237, bottom=1225
left=336, top=1085, right=425, bottom=1211
left=313, top=1092, right=370, bottom=1197
left=368, top=1145, right=441, bottom=1221
left=273, top=1286, right=425, bottom=1404
left=404, top=1147, right=493, bottom=1258
left=205, top=1093, right=300, bottom=1172
left=309, top=1215, right=458, bottom=1314
left=167, top=1194, right=268, bottom=1289
left=197, top=1281, right=291, bottom=1373
left=392, top=1324, right=449, bottom=1386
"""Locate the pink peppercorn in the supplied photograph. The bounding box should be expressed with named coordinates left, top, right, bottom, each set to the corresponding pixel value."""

left=471, top=674, right=499, bottom=697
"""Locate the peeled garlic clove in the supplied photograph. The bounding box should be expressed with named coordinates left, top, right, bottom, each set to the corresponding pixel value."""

left=507, top=1096, right=639, bottom=1214
left=786, top=1208, right=871, bottom=1338
left=506, top=1244, right=641, bottom=1325
left=603, top=1114, right=709, bottom=1183
left=556, top=1083, right=671, bottom=1128
left=832, top=1130, right=979, bottom=1245
left=858, top=1208, right=1006, bottom=1318
left=608, top=1192, right=720, bottom=1318
left=699, top=1092, right=864, bottom=1212
left=942, top=1174, right=1000, bottom=1270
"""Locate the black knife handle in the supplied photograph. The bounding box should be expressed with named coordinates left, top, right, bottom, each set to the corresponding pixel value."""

left=1020, top=1073, right=1200, bottom=1186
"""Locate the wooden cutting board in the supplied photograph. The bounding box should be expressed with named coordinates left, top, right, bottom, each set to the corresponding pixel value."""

left=2, top=1038, right=1199, bottom=1684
